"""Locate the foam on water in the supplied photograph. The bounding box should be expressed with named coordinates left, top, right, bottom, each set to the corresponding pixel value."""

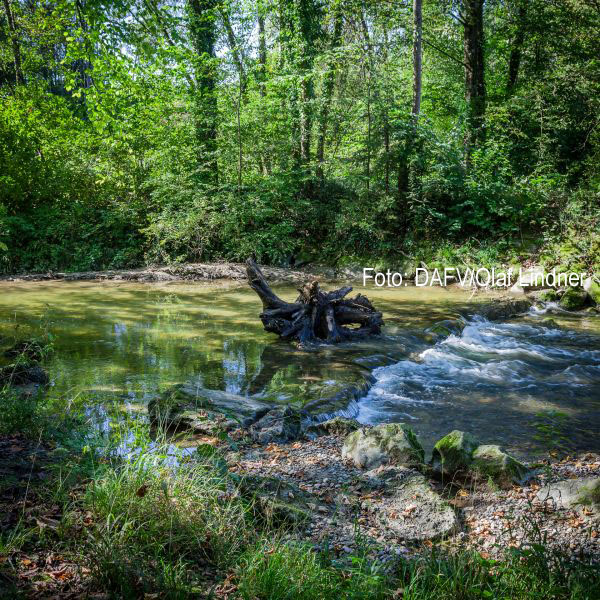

left=357, top=312, right=600, bottom=426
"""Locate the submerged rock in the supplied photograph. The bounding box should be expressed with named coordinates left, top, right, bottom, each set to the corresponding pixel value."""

left=250, top=406, right=304, bottom=444
left=424, top=318, right=467, bottom=340
left=559, top=287, right=589, bottom=311
left=4, top=340, right=47, bottom=362
left=471, top=444, right=529, bottom=488
left=0, top=363, right=49, bottom=386
left=431, top=430, right=479, bottom=477
left=148, top=383, right=271, bottom=433
left=341, top=423, right=424, bottom=470
left=536, top=477, right=600, bottom=511
left=378, top=473, right=458, bottom=542
left=471, top=299, right=532, bottom=321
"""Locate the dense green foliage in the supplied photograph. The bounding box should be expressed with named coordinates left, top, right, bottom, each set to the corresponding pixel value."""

left=1, top=0, right=599, bottom=272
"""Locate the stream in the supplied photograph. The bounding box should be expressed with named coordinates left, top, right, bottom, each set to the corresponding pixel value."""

left=1, top=280, right=599, bottom=458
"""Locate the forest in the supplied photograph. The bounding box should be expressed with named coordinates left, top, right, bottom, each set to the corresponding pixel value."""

left=1, top=0, right=599, bottom=274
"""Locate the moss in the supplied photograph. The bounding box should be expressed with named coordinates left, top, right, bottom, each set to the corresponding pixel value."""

left=587, top=280, right=600, bottom=306
left=575, top=479, right=600, bottom=507
left=559, top=287, right=589, bottom=311
left=539, top=289, right=558, bottom=302
left=432, top=430, right=479, bottom=476
left=471, top=445, right=528, bottom=489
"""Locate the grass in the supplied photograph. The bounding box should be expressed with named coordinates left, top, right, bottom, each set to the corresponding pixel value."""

left=0, top=384, right=599, bottom=599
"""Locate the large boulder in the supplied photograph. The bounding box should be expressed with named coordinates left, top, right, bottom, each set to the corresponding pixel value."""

left=536, top=477, right=600, bottom=511
left=471, top=445, right=529, bottom=488
left=342, top=423, right=424, bottom=470
left=431, top=430, right=479, bottom=477
left=378, top=473, right=458, bottom=542
left=559, top=287, right=589, bottom=311
left=250, top=406, right=303, bottom=444
left=148, top=383, right=271, bottom=433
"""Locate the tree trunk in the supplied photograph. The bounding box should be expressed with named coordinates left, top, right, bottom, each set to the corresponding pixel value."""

left=507, top=0, right=527, bottom=95
left=316, top=0, right=343, bottom=180
left=188, top=0, right=218, bottom=185
left=221, top=6, right=247, bottom=96
left=246, top=258, right=383, bottom=346
left=2, top=0, right=24, bottom=85
left=462, top=0, right=486, bottom=165
left=412, top=0, right=423, bottom=116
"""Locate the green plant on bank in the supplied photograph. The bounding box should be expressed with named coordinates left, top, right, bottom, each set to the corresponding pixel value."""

left=1, top=389, right=599, bottom=599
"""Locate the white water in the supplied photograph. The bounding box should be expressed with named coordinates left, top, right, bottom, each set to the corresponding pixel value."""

left=357, top=311, right=600, bottom=455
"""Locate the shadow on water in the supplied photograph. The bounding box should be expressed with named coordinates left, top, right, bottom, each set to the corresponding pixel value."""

left=0, top=280, right=599, bottom=458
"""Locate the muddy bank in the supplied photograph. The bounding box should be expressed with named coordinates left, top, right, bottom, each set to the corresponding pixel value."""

left=0, top=262, right=316, bottom=283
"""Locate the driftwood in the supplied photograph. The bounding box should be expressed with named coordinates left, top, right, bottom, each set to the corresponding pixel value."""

left=246, top=258, right=383, bottom=345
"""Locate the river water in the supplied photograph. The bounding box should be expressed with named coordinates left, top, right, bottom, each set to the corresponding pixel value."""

left=0, top=280, right=599, bottom=457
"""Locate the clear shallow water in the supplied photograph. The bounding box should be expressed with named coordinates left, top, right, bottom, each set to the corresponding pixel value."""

left=0, top=280, right=599, bottom=457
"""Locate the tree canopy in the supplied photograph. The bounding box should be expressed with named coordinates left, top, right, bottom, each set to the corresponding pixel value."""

left=1, top=0, right=599, bottom=272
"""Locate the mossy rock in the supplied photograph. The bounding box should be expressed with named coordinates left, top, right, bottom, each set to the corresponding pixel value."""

left=583, top=278, right=600, bottom=306
left=575, top=478, right=600, bottom=507
left=471, top=445, right=529, bottom=489
left=536, top=477, right=600, bottom=511
left=431, top=430, right=479, bottom=476
left=539, top=289, right=559, bottom=302
left=236, top=474, right=313, bottom=526
left=304, top=416, right=360, bottom=439
left=425, top=319, right=466, bottom=339
left=559, top=287, right=589, bottom=311
left=341, top=423, right=424, bottom=470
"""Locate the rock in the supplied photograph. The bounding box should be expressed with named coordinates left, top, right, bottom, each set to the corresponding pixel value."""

left=471, top=299, right=532, bottom=321
left=431, top=430, right=479, bottom=477
left=341, top=423, right=424, bottom=470
left=358, top=465, right=415, bottom=490
left=424, top=318, right=467, bottom=339
left=470, top=445, right=529, bottom=489
left=250, top=406, right=303, bottom=444
left=516, top=266, right=546, bottom=290
left=536, top=477, right=600, bottom=511
left=0, top=363, right=49, bottom=385
left=302, top=374, right=375, bottom=419
left=509, top=283, right=525, bottom=295
left=236, top=474, right=314, bottom=525
left=538, top=289, right=559, bottom=302
left=559, top=287, right=589, bottom=311
left=148, top=383, right=271, bottom=433
left=380, top=473, right=458, bottom=541
left=583, top=277, right=600, bottom=306
left=4, top=340, right=46, bottom=362
left=304, top=417, right=360, bottom=439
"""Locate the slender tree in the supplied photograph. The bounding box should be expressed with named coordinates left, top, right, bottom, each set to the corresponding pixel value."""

left=316, top=0, right=343, bottom=180
left=507, top=0, right=528, bottom=95
left=412, top=0, right=422, bottom=116
left=2, top=0, right=24, bottom=85
left=462, top=0, right=486, bottom=163
left=187, top=0, right=218, bottom=184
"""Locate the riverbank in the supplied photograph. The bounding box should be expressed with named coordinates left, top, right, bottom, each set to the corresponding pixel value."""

left=1, top=383, right=599, bottom=599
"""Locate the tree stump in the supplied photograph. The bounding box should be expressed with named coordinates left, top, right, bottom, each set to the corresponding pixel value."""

left=246, top=258, right=383, bottom=345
